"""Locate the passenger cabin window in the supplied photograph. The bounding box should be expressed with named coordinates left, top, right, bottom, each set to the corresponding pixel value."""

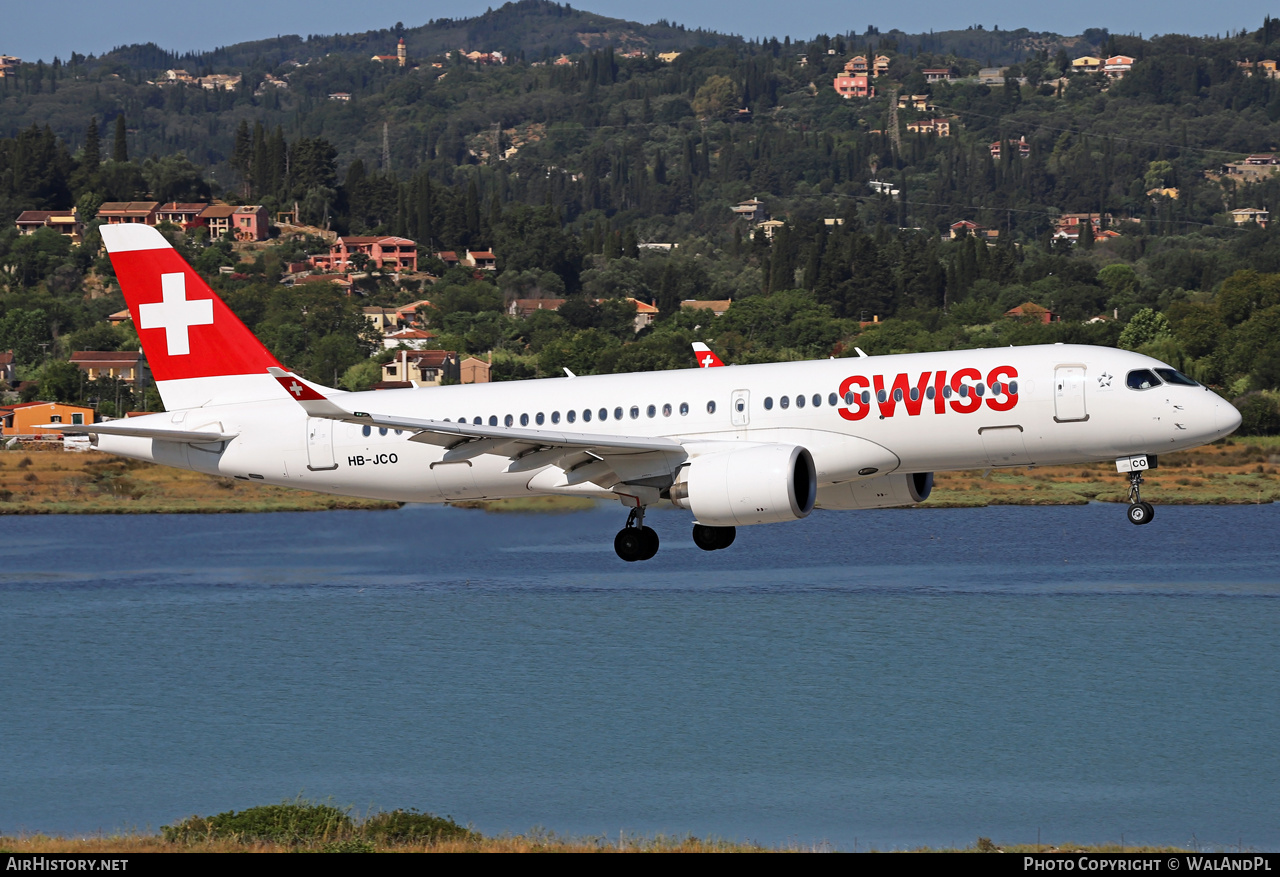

left=599, top=408, right=607, bottom=421
left=707, top=400, right=716, bottom=414
left=680, top=403, right=689, bottom=416
left=828, top=393, right=837, bottom=406
left=489, top=416, right=498, bottom=426
left=647, top=405, right=656, bottom=418
left=1155, top=368, right=1198, bottom=386
left=630, top=406, right=640, bottom=420
left=520, top=414, right=529, bottom=426
left=536, top=413, right=545, bottom=425
left=764, top=397, right=774, bottom=410
left=362, top=425, right=371, bottom=437
left=663, top=404, right=672, bottom=417
left=504, top=415, right=513, bottom=427
left=583, top=409, right=592, bottom=422
left=780, top=396, right=790, bottom=409
left=1126, top=369, right=1162, bottom=390
left=567, top=410, right=576, bottom=423
left=614, top=407, right=624, bottom=421
left=813, top=394, right=822, bottom=407
left=796, top=395, right=806, bottom=408
left=551, top=411, right=561, bottom=424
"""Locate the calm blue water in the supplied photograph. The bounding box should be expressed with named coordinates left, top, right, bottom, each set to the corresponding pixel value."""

left=1, top=502, right=1277, bottom=850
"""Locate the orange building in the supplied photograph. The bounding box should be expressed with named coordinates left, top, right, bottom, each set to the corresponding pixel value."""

left=0, top=401, right=96, bottom=436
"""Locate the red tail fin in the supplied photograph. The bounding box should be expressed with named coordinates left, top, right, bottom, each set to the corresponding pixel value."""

left=102, top=224, right=287, bottom=409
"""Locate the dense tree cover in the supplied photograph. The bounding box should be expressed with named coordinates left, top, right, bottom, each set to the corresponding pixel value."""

left=0, top=4, right=1279, bottom=426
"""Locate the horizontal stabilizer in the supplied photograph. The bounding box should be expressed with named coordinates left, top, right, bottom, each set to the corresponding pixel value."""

left=267, top=367, right=349, bottom=418
left=35, top=423, right=237, bottom=443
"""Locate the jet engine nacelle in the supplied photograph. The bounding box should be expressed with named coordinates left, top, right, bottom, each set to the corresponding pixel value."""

left=815, top=472, right=934, bottom=510
left=670, top=444, right=817, bottom=526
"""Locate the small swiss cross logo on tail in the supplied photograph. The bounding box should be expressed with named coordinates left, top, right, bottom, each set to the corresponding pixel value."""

left=269, top=369, right=327, bottom=401
left=692, top=342, right=725, bottom=368
left=138, top=273, right=214, bottom=356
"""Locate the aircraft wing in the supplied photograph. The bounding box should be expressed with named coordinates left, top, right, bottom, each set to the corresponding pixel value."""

left=33, top=423, right=238, bottom=443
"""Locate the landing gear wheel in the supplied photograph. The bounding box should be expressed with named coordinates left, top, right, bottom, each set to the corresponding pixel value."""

left=692, top=524, right=736, bottom=551
left=614, top=527, right=645, bottom=562
left=637, top=526, right=659, bottom=560
left=614, top=507, right=659, bottom=562
left=1127, top=501, right=1155, bottom=526
left=1123, top=469, right=1155, bottom=526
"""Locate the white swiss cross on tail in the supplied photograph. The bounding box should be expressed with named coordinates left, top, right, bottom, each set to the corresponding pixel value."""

left=138, top=273, right=214, bottom=356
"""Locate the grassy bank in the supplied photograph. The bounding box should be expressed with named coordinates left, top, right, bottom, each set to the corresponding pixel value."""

left=925, top=436, right=1280, bottom=508
left=3, top=437, right=1275, bottom=515
left=0, top=446, right=399, bottom=514
left=0, top=833, right=1202, bottom=854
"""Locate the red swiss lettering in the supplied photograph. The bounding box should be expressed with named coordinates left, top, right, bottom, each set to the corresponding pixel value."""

left=985, top=365, right=1019, bottom=412
left=948, top=368, right=982, bottom=413
left=933, top=370, right=949, bottom=414
left=838, top=375, right=871, bottom=421
left=874, top=372, right=932, bottom=418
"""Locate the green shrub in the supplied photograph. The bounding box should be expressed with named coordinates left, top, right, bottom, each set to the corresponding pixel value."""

left=321, top=839, right=376, bottom=853
left=162, top=799, right=352, bottom=844
left=362, top=809, right=474, bottom=845
left=1233, top=393, right=1280, bottom=436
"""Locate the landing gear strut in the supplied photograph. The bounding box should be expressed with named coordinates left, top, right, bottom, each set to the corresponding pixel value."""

left=614, top=507, right=659, bottom=562
left=692, top=523, right=736, bottom=551
left=1125, top=469, right=1155, bottom=526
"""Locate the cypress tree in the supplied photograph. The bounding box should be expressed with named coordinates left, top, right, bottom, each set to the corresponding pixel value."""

left=113, top=114, right=128, bottom=162
left=83, top=117, right=100, bottom=170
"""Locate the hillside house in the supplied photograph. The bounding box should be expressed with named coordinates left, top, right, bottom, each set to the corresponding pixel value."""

left=1071, top=56, right=1102, bottom=72
left=379, top=350, right=459, bottom=388
left=1005, top=302, right=1059, bottom=324
left=989, top=137, right=1031, bottom=160
left=0, top=401, right=95, bottom=436
left=311, top=236, right=418, bottom=273
left=0, top=351, right=15, bottom=385
left=731, top=199, right=768, bottom=223
left=15, top=209, right=83, bottom=243
left=922, top=68, right=955, bottom=82
left=382, top=327, right=436, bottom=350
left=1104, top=55, right=1135, bottom=76
left=906, top=119, right=951, bottom=136
left=460, top=357, right=491, bottom=384
left=154, top=202, right=208, bottom=229
left=509, top=298, right=566, bottom=318
left=949, top=220, right=999, bottom=241
left=681, top=300, right=732, bottom=317
left=0, top=55, right=21, bottom=78
left=463, top=250, right=496, bottom=270
left=833, top=74, right=874, bottom=99
left=897, top=94, right=933, bottom=112
left=98, top=201, right=159, bottom=225
left=69, top=351, right=149, bottom=387
left=1231, top=208, right=1269, bottom=228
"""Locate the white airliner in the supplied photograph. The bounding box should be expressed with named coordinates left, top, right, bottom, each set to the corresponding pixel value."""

left=51, top=225, right=1242, bottom=561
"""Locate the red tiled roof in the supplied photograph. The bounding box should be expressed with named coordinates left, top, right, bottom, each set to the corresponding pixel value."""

left=199, top=205, right=236, bottom=218
left=157, top=202, right=207, bottom=212
left=98, top=201, right=159, bottom=215
left=70, top=351, right=144, bottom=364
left=16, top=210, right=53, bottom=223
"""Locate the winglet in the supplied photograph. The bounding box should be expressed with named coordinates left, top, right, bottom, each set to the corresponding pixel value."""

left=692, top=342, right=725, bottom=368
left=268, top=367, right=351, bottom=418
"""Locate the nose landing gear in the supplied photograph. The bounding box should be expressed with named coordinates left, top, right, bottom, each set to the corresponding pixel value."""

left=1125, top=469, right=1155, bottom=526
left=614, top=507, right=659, bottom=562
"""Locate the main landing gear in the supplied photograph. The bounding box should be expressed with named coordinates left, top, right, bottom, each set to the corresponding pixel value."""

left=612, top=510, right=739, bottom=561
left=692, top=523, right=736, bottom=552
left=614, top=507, right=659, bottom=562
left=1125, top=469, right=1156, bottom=526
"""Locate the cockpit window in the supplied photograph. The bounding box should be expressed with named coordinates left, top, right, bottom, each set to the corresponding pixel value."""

left=1154, top=368, right=1199, bottom=387
left=1126, top=369, right=1162, bottom=390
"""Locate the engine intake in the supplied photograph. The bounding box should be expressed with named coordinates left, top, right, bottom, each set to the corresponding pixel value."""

left=815, top=472, right=933, bottom=510
left=670, top=444, right=816, bottom=526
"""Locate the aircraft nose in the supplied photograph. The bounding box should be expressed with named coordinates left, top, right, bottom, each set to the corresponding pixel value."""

left=1216, top=395, right=1243, bottom=437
